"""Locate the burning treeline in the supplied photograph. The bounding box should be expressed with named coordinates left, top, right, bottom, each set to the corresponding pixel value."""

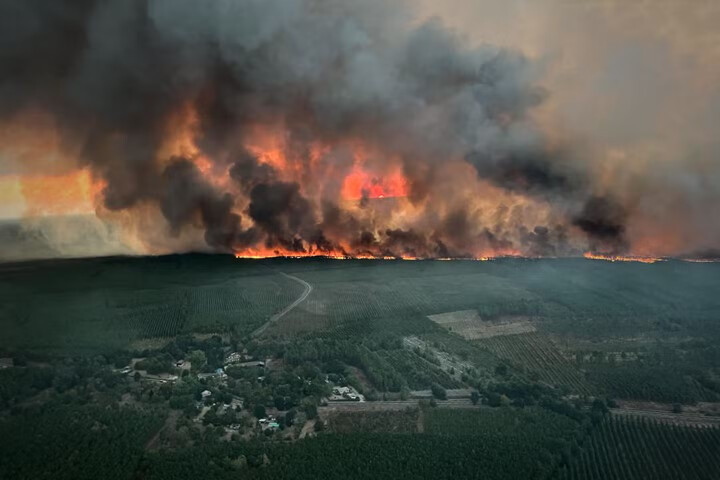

left=0, top=1, right=708, bottom=259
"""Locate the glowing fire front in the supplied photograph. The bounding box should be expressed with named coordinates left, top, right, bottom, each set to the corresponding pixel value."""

left=583, top=253, right=664, bottom=264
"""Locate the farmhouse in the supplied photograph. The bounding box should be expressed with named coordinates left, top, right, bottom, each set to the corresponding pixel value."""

left=329, top=385, right=362, bottom=401
left=224, top=351, right=257, bottom=365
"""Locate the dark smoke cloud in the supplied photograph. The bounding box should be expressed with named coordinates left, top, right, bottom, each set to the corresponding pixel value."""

left=572, top=196, right=628, bottom=254
left=229, top=151, right=277, bottom=193
left=0, top=0, right=636, bottom=258
left=160, top=158, right=242, bottom=250
left=248, top=181, right=316, bottom=252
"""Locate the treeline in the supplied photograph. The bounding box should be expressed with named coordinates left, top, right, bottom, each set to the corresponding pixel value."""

left=0, top=401, right=162, bottom=480
left=137, top=430, right=578, bottom=480
left=0, top=353, right=135, bottom=410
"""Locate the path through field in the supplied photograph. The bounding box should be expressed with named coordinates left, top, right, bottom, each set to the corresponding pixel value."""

left=252, top=273, right=312, bottom=337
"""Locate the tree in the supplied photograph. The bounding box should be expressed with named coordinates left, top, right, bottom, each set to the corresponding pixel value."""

left=430, top=383, right=447, bottom=400
left=592, top=398, right=609, bottom=415
left=470, top=391, right=480, bottom=405
left=285, top=408, right=297, bottom=426
left=305, top=403, right=318, bottom=420
left=486, top=392, right=502, bottom=407
left=188, top=350, right=207, bottom=372
left=253, top=404, right=267, bottom=419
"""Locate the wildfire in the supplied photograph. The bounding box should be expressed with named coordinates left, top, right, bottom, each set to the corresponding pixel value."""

left=583, top=252, right=664, bottom=264
left=234, top=247, right=521, bottom=261
left=341, top=165, right=408, bottom=200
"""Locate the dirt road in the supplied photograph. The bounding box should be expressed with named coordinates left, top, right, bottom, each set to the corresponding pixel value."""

left=319, top=398, right=481, bottom=417
left=252, top=273, right=312, bottom=338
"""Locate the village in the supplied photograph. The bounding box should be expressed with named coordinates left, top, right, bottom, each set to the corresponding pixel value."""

left=110, top=344, right=368, bottom=443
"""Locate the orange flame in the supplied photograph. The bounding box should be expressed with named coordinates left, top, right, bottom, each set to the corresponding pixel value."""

left=341, top=165, right=408, bottom=200
left=583, top=252, right=663, bottom=263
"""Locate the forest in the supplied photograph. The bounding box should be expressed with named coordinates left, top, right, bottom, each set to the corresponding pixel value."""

left=1, top=255, right=720, bottom=479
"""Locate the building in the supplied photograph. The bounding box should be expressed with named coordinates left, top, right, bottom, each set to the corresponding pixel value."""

left=237, top=360, right=265, bottom=368
left=201, top=390, right=212, bottom=399
left=329, top=385, right=363, bottom=402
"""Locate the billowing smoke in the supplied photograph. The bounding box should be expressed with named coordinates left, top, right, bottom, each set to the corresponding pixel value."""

left=2, top=0, right=715, bottom=259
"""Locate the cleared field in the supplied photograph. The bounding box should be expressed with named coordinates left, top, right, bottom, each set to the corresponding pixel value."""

left=327, top=408, right=419, bottom=434
left=557, top=416, right=720, bottom=480
left=476, top=333, right=594, bottom=395
left=428, top=310, right=536, bottom=339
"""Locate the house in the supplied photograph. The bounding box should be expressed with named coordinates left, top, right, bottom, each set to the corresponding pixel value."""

left=201, top=390, right=212, bottom=399
left=329, top=385, right=363, bottom=402
left=238, top=360, right=265, bottom=368
left=0, top=358, right=13, bottom=369
left=176, top=359, right=185, bottom=367
left=224, top=352, right=243, bottom=365
left=197, top=368, right=227, bottom=380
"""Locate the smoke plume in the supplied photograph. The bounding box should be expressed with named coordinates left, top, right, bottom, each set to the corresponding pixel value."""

left=1, top=0, right=718, bottom=260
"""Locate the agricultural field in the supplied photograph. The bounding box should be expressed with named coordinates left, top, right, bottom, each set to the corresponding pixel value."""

left=557, top=416, right=720, bottom=480
left=476, top=333, right=595, bottom=395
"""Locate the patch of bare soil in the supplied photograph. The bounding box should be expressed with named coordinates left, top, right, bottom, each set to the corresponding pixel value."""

left=403, top=336, right=473, bottom=381
left=428, top=310, right=536, bottom=339
left=348, top=366, right=374, bottom=391
left=299, top=419, right=316, bottom=439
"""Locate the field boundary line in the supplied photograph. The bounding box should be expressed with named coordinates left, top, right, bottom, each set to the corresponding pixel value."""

left=251, top=273, right=312, bottom=337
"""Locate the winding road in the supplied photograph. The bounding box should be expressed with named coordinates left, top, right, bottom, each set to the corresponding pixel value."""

left=251, top=273, right=312, bottom=338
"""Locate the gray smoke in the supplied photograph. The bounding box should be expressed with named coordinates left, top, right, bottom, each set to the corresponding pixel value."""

left=0, top=0, right=628, bottom=257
